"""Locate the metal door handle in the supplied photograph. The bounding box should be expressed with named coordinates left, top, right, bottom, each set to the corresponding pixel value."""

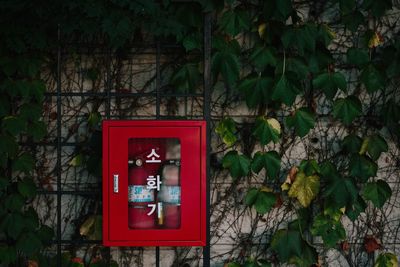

left=113, top=174, right=119, bottom=193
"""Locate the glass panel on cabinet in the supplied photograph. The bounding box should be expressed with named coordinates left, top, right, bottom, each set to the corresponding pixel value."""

left=127, top=138, right=181, bottom=230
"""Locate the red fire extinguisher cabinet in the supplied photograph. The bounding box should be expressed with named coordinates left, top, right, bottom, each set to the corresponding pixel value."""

left=102, top=120, right=206, bottom=246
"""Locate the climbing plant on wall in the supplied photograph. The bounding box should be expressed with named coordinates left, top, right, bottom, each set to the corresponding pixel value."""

left=1, top=0, right=400, bottom=266
left=208, top=0, right=399, bottom=266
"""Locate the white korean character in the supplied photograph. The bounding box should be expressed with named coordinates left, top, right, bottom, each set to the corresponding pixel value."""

left=146, top=148, right=161, bottom=163
left=146, top=175, right=162, bottom=191
left=147, top=202, right=163, bottom=220
left=147, top=203, right=156, bottom=216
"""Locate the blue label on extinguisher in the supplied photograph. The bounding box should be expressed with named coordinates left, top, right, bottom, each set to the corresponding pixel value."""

left=159, top=186, right=181, bottom=204
left=128, top=185, right=154, bottom=202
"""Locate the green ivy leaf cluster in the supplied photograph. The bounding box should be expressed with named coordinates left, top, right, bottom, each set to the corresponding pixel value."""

left=207, top=1, right=397, bottom=265
left=0, top=57, right=53, bottom=267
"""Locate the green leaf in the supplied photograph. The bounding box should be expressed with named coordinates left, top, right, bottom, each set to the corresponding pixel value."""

left=360, top=65, right=385, bottom=93
left=12, top=153, right=35, bottom=173
left=381, top=100, right=400, bottom=136
left=20, top=103, right=42, bottom=121
left=88, top=111, right=101, bottom=128
left=271, top=229, right=302, bottom=261
left=299, top=159, right=320, bottom=176
left=254, top=190, right=276, bottom=214
left=252, top=117, right=281, bottom=145
left=16, top=232, right=42, bottom=255
left=362, top=180, right=392, bottom=208
left=212, top=50, right=240, bottom=86
left=318, top=24, right=336, bottom=46
left=182, top=33, right=201, bottom=51
left=347, top=48, right=369, bottom=66
left=251, top=151, right=281, bottom=179
left=271, top=228, right=317, bottom=265
left=0, top=135, right=17, bottom=160
left=333, top=95, right=362, bottom=125
left=361, top=0, right=392, bottom=17
left=3, top=213, right=24, bottom=239
left=29, top=121, right=47, bottom=141
left=244, top=188, right=259, bottom=206
left=374, top=253, right=398, bottom=267
left=249, top=46, right=277, bottom=70
left=102, top=15, right=131, bottom=48
left=0, top=177, right=10, bottom=193
left=282, top=24, right=318, bottom=55
left=2, top=116, right=26, bottom=135
left=37, top=225, right=54, bottom=244
left=215, top=118, right=237, bottom=146
left=218, top=9, right=250, bottom=36
left=222, top=151, right=251, bottom=180
left=320, top=161, right=340, bottom=181
left=282, top=58, right=309, bottom=79
left=4, top=193, right=25, bottom=211
left=342, top=11, right=364, bottom=32
left=311, top=213, right=346, bottom=248
left=272, top=75, right=300, bottom=106
left=238, top=76, right=274, bottom=108
left=349, top=154, right=377, bottom=182
left=23, top=207, right=39, bottom=231
left=276, top=0, right=292, bottom=19
left=0, top=57, right=17, bottom=76
left=288, top=171, right=320, bottom=207
left=366, top=135, right=388, bottom=160
left=346, top=195, right=367, bottom=221
left=30, top=80, right=46, bottom=102
left=0, top=97, right=10, bottom=117
left=339, top=0, right=356, bottom=13
left=86, top=154, right=102, bottom=178
left=170, top=63, right=200, bottom=92
left=342, top=134, right=363, bottom=153
left=312, top=72, right=347, bottom=99
left=0, top=245, right=17, bottom=265
left=285, top=107, right=315, bottom=137
left=226, top=263, right=241, bottom=267
left=243, top=259, right=258, bottom=267
left=18, top=178, right=37, bottom=198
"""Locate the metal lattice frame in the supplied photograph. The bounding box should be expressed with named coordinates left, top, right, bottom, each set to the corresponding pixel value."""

left=36, top=13, right=212, bottom=267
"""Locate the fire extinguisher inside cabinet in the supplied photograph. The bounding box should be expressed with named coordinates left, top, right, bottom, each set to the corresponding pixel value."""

left=128, top=138, right=167, bottom=229
left=127, top=138, right=182, bottom=230
left=159, top=160, right=181, bottom=229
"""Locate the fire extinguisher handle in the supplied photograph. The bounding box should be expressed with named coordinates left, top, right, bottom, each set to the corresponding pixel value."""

left=113, top=174, right=119, bottom=193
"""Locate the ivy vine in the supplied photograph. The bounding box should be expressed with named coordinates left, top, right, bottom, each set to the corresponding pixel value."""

left=1, top=0, right=399, bottom=266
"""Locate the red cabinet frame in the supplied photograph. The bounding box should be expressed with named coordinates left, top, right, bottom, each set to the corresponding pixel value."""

left=102, top=120, right=206, bottom=246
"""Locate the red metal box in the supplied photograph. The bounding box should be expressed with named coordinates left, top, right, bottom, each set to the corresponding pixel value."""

left=102, top=120, right=206, bottom=246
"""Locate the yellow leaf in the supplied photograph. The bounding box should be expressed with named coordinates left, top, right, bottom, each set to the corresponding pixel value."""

left=368, top=32, right=383, bottom=48
left=70, top=154, right=83, bottom=167
left=323, top=24, right=336, bottom=39
left=260, top=186, right=273, bottom=193
left=288, top=172, right=320, bottom=207
left=267, top=118, right=281, bottom=135
left=258, top=23, right=267, bottom=39
left=359, top=137, right=369, bottom=155
left=80, top=215, right=95, bottom=236
left=281, top=182, right=291, bottom=191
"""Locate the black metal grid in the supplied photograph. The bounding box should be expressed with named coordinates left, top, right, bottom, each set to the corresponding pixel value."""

left=36, top=12, right=212, bottom=267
